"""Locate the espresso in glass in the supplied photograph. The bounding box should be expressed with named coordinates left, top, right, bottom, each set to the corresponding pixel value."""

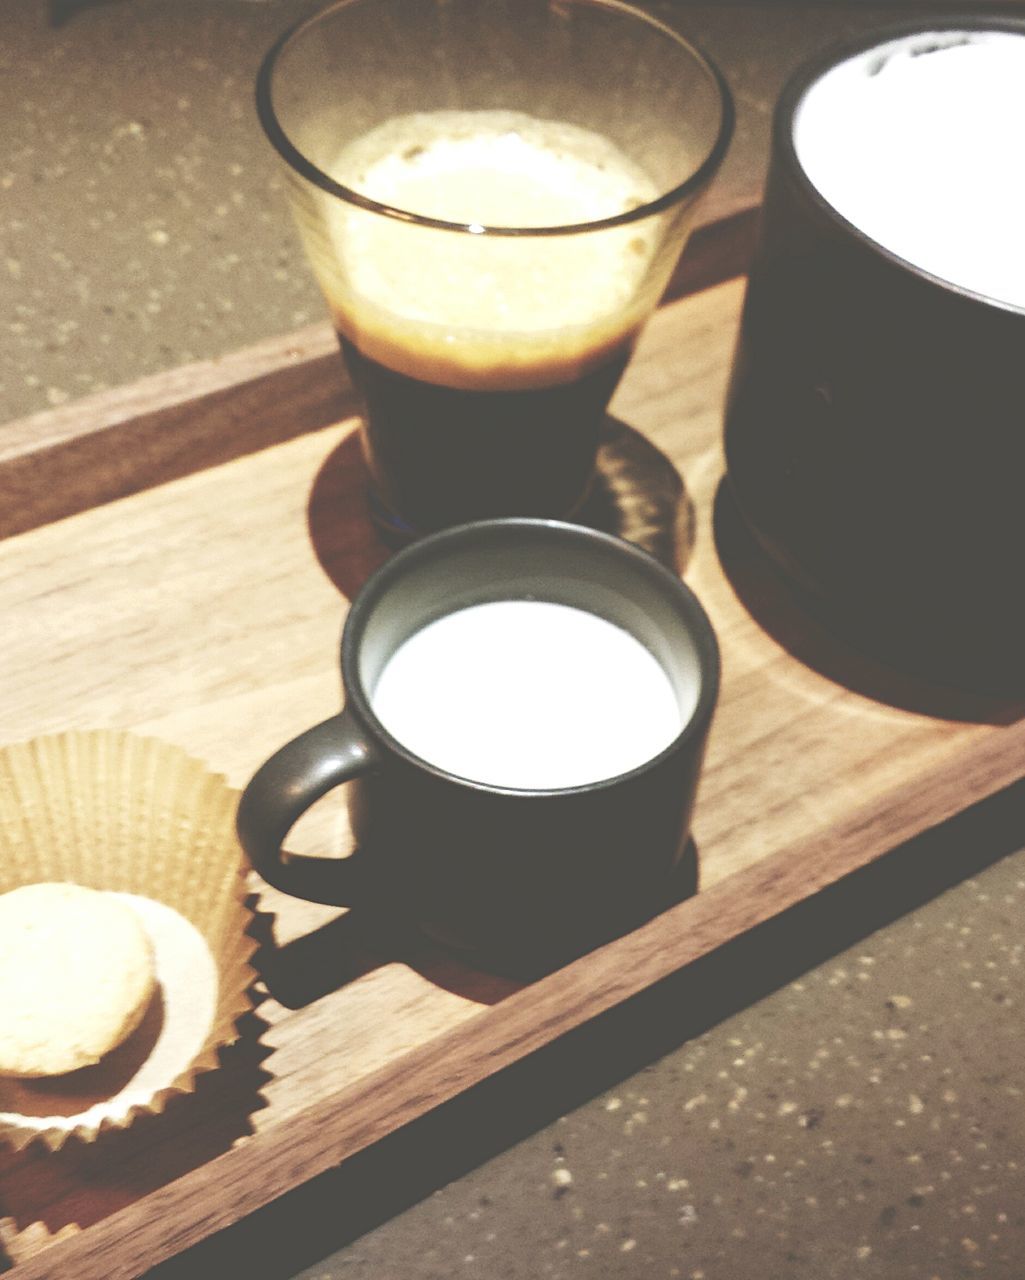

left=257, top=0, right=733, bottom=537
left=325, top=111, right=656, bottom=530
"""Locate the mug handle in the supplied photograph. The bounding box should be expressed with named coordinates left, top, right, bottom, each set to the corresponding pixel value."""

left=236, top=709, right=381, bottom=906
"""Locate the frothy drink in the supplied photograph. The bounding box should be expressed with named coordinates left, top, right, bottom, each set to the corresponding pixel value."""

left=315, top=111, right=662, bottom=530
left=370, top=600, right=691, bottom=790
left=793, top=31, right=1025, bottom=308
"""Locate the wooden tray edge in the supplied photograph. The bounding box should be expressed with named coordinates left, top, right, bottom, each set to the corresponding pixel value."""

left=0, top=327, right=354, bottom=544
left=10, top=712, right=1023, bottom=1280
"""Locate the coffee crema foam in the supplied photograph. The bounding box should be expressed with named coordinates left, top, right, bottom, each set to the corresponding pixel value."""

left=317, top=111, right=662, bottom=389
left=794, top=31, right=1025, bottom=309
left=370, top=600, right=690, bottom=790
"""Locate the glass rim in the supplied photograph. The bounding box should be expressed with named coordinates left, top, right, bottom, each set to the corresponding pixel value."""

left=255, top=0, right=734, bottom=238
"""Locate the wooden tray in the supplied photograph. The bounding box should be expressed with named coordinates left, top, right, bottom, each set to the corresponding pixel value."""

left=2, top=274, right=1024, bottom=1280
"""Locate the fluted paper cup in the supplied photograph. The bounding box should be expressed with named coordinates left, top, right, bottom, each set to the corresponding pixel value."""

left=0, top=730, right=256, bottom=1152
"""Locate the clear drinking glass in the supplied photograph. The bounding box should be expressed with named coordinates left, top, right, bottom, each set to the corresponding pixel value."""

left=257, top=0, right=733, bottom=539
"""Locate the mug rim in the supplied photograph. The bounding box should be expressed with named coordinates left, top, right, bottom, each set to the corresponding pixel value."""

left=255, top=0, right=735, bottom=239
left=339, top=517, right=721, bottom=797
left=773, top=16, right=1025, bottom=320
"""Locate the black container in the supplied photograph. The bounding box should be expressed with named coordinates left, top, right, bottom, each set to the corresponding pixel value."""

left=724, top=19, right=1025, bottom=690
left=236, top=519, right=719, bottom=974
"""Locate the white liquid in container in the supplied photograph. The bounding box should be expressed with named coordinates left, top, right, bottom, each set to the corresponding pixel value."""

left=793, top=31, right=1025, bottom=309
left=370, top=600, right=692, bottom=790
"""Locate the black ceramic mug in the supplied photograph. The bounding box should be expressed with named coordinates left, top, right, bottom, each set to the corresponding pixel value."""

left=236, top=519, right=719, bottom=972
left=724, top=19, right=1025, bottom=691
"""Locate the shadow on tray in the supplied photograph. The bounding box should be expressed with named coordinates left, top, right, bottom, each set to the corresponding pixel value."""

left=306, top=416, right=695, bottom=602
left=252, top=836, right=699, bottom=1008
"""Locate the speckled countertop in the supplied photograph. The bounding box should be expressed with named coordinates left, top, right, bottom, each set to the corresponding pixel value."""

left=4, top=3, right=1024, bottom=1279
left=304, top=859, right=1025, bottom=1280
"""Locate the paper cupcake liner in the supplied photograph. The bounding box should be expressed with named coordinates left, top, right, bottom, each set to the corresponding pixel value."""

left=0, top=730, right=257, bottom=1152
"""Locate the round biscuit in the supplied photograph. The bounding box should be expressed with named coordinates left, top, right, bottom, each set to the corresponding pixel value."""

left=0, top=882, right=156, bottom=1078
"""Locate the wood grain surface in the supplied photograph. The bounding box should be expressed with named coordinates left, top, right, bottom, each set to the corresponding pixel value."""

left=2, top=278, right=1023, bottom=1279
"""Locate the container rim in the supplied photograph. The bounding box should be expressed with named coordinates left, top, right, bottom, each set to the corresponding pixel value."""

left=773, top=16, right=1025, bottom=318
